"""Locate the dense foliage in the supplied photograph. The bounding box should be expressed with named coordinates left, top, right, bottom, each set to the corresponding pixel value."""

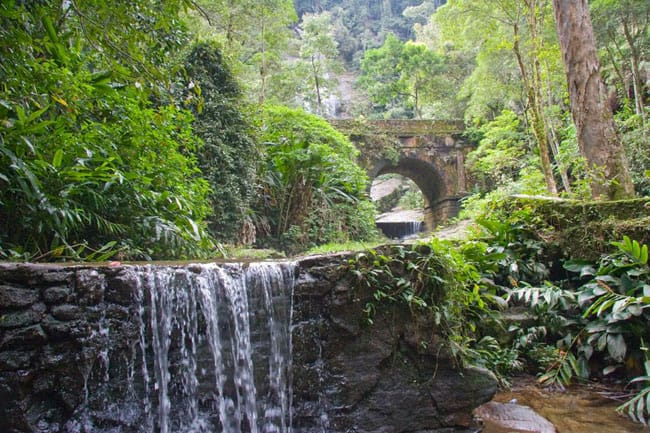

left=1, top=1, right=650, bottom=426
left=0, top=0, right=215, bottom=260
left=254, top=105, right=378, bottom=253
left=355, top=0, right=648, bottom=200
left=294, top=0, right=443, bottom=64
left=351, top=196, right=650, bottom=423
left=358, top=33, right=446, bottom=118
left=349, top=240, right=490, bottom=365
left=182, top=43, right=257, bottom=242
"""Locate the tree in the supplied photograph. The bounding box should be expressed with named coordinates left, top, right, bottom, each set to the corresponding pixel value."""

left=591, top=0, right=649, bottom=119
left=433, top=0, right=563, bottom=195
left=190, top=0, right=297, bottom=103
left=297, top=12, right=343, bottom=115
left=183, top=43, right=257, bottom=243
left=358, top=33, right=445, bottom=118
left=552, top=0, right=635, bottom=199
left=358, top=33, right=407, bottom=117
left=253, top=106, right=376, bottom=252
left=399, top=41, right=446, bottom=118
left=0, top=0, right=214, bottom=260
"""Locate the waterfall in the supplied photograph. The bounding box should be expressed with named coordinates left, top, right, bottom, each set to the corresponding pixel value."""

left=375, top=220, right=423, bottom=239
left=78, top=262, right=295, bottom=433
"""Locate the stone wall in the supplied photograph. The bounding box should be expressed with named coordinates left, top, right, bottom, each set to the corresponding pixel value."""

left=0, top=264, right=135, bottom=433
left=0, top=257, right=496, bottom=433
left=292, top=253, right=496, bottom=433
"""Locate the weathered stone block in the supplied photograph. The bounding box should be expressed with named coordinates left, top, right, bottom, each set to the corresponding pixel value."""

left=105, top=304, right=131, bottom=321
left=0, top=349, right=34, bottom=371
left=40, top=270, right=74, bottom=285
left=42, top=315, right=89, bottom=341
left=106, top=270, right=139, bottom=305
left=0, top=325, right=48, bottom=350
left=0, top=285, right=39, bottom=309
left=51, top=304, right=83, bottom=321
left=43, top=286, right=72, bottom=305
left=0, top=308, right=42, bottom=329
left=74, top=269, right=105, bottom=305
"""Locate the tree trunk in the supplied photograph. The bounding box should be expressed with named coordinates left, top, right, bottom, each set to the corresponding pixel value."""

left=512, top=20, right=558, bottom=196
left=551, top=0, right=634, bottom=199
left=311, top=55, right=322, bottom=113
left=621, top=21, right=645, bottom=118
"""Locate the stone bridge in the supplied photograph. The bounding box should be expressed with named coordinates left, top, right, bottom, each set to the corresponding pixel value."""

left=329, top=119, right=472, bottom=230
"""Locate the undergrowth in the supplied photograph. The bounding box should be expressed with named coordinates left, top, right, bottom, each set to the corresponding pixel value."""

left=349, top=196, right=650, bottom=425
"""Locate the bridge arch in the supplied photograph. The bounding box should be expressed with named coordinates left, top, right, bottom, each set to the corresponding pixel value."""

left=370, top=157, right=446, bottom=231
left=329, top=119, right=471, bottom=229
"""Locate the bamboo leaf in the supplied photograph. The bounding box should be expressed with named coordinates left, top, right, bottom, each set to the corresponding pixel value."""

left=52, top=149, right=63, bottom=168
left=639, top=244, right=648, bottom=265
left=52, top=95, right=68, bottom=107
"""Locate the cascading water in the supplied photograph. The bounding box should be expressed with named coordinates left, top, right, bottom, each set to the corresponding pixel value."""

left=75, top=262, right=295, bottom=433
left=375, top=220, right=423, bottom=239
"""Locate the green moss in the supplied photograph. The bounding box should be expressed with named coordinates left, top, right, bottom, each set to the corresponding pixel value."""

left=500, top=196, right=650, bottom=260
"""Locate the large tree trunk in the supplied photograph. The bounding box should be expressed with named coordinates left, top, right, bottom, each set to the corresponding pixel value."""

left=552, top=0, right=634, bottom=199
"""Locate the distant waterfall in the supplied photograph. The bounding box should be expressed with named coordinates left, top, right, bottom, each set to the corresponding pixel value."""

left=376, top=220, right=423, bottom=239
left=76, top=262, right=295, bottom=433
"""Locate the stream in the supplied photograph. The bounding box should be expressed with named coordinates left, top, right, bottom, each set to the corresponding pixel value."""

left=491, top=376, right=643, bottom=433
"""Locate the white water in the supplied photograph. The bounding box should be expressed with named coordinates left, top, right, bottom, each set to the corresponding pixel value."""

left=376, top=220, right=423, bottom=239
left=83, top=262, right=296, bottom=433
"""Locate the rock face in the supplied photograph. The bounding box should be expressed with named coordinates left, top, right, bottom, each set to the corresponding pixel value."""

left=292, top=253, right=497, bottom=433
left=0, top=256, right=497, bottom=433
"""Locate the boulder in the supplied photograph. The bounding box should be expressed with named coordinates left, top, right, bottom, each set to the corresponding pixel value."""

left=474, top=401, right=556, bottom=433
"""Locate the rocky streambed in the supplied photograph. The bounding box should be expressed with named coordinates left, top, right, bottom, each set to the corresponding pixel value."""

left=475, top=376, right=642, bottom=433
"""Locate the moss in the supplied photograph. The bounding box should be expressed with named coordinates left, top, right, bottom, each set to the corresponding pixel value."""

left=329, top=119, right=464, bottom=137
left=501, top=196, right=650, bottom=261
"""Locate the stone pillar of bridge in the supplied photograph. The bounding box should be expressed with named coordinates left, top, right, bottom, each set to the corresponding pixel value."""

left=425, top=197, right=462, bottom=229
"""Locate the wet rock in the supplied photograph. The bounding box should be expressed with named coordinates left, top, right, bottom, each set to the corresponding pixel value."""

left=43, top=286, right=72, bottom=305
left=0, top=325, right=48, bottom=350
left=51, top=304, right=83, bottom=321
left=0, top=377, right=31, bottom=432
left=105, top=304, right=131, bottom=321
left=42, top=315, right=89, bottom=341
left=40, top=270, right=74, bottom=285
left=106, top=270, right=139, bottom=305
left=0, top=306, right=44, bottom=329
left=292, top=257, right=498, bottom=433
left=0, top=285, right=39, bottom=308
left=74, top=269, right=105, bottom=305
left=473, top=401, right=557, bottom=433
left=0, top=349, right=35, bottom=371
left=0, top=260, right=499, bottom=433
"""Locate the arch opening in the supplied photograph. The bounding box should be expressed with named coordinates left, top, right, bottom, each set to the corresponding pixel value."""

left=369, top=157, right=446, bottom=238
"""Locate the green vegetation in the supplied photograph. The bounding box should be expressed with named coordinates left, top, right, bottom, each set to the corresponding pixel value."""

left=306, top=240, right=386, bottom=255
left=0, top=0, right=380, bottom=260
left=350, top=196, right=650, bottom=423
left=253, top=105, right=378, bottom=253
left=0, top=0, right=214, bottom=260
left=0, top=0, right=648, bottom=423
left=182, top=43, right=258, bottom=242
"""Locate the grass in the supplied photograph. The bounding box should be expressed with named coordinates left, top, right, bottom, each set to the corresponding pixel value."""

left=305, top=239, right=388, bottom=255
